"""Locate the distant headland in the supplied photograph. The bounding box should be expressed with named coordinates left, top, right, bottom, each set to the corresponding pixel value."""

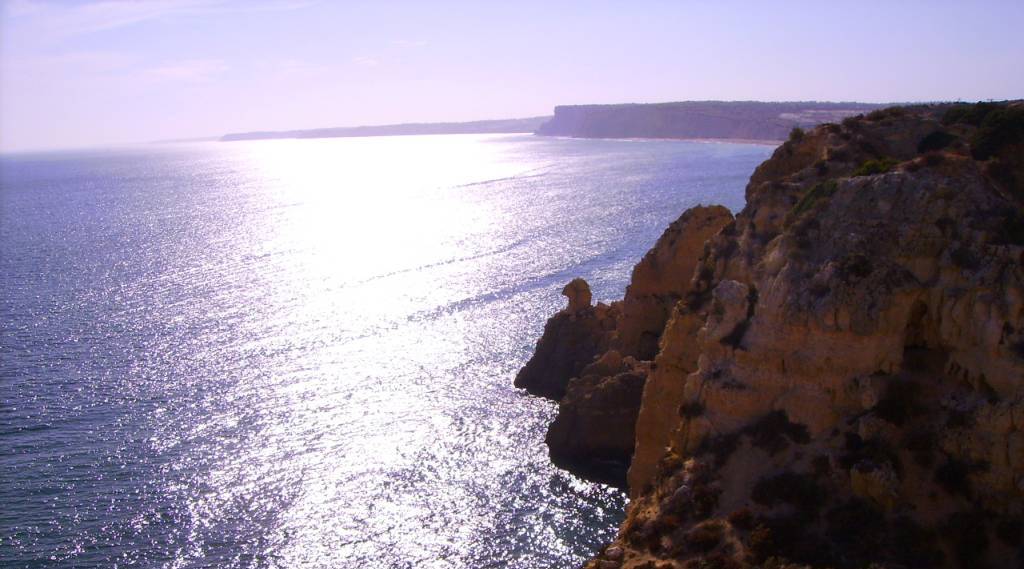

left=535, top=100, right=885, bottom=141
left=220, top=101, right=890, bottom=144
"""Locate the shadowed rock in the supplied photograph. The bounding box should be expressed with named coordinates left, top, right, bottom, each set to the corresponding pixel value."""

left=513, top=279, right=617, bottom=400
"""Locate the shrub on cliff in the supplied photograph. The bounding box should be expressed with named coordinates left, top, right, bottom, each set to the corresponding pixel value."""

left=684, top=521, right=725, bottom=553
left=852, top=157, right=899, bottom=176
left=788, top=180, right=839, bottom=221
left=867, top=107, right=906, bottom=122
left=983, top=160, right=1023, bottom=202
left=942, top=101, right=999, bottom=127
left=917, top=130, right=957, bottom=153
left=970, top=105, right=1024, bottom=160
left=746, top=410, right=810, bottom=454
left=842, top=115, right=862, bottom=129
left=788, top=127, right=805, bottom=142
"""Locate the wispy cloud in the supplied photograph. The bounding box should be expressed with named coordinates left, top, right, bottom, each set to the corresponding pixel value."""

left=392, top=39, right=427, bottom=49
left=145, top=59, right=228, bottom=82
left=259, top=58, right=331, bottom=78
left=1, top=50, right=140, bottom=75
left=12, top=0, right=215, bottom=37
left=6, top=0, right=314, bottom=38
left=351, top=56, right=379, bottom=68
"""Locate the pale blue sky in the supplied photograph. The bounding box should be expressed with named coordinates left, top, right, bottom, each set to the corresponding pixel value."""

left=1, top=0, right=1022, bottom=152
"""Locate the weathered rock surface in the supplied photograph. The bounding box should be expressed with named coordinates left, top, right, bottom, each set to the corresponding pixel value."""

left=517, top=207, right=734, bottom=482
left=519, top=102, right=1024, bottom=568
left=546, top=357, right=649, bottom=487
left=514, top=279, right=618, bottom=399
left=615, top=206, right=735, bottom=360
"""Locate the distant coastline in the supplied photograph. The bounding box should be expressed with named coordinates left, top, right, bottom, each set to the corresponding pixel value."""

left=220, top=100, right=887, bottom=145
left=220, top=116, right=550, bottom=141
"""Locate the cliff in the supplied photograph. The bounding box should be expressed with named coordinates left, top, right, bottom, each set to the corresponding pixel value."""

left=535, top=102, right=884, bottom=141
left=220, top=116, right=549, bottom=141
left=516, top=102, right=1024, bottom=568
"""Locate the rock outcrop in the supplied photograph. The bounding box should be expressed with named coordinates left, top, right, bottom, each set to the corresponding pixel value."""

left=517, top=208, right=736, bottom=483
left=517, top=102, right=1024, bottom=568
left=514, top=279, right=618, bottom=399
left=546, top=353, right=649, bottom=486
left=615, top=206, right=735, bottom=360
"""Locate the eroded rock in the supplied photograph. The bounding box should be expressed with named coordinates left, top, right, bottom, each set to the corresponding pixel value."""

left=518, top=102, right=1024, bottom=568
left=514, top=279, right=618, bottom=399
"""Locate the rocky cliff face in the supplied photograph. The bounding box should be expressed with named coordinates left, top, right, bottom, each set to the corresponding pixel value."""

left=534, top=102, right=882, bottom=141
left=516, top=102, right=1024, bottom=568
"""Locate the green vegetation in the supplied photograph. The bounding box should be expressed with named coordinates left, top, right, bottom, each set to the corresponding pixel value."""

left=789, top=180, right=839, bottom=219
left=746, top=410, right=811, bottom=453
left=867, top=106, right=906, bottom=121
left=826, top=147, right=849, bottom=162
left=841, top=115, right=861, bottom=129
left=852, top=157, right=899, bottom=176
left=942, top=102, right=1024, bottom=164
left=970, top=105, right=1024, bottom=160
left=917, top=130, right=957, bottom=153
left=984, top=159, right=1023, bottom=201
left=696, top=410, right=809, bottom=468
left=788, top=127, right=805, bottom=142
left=942, top=102, right=1000, bottom=126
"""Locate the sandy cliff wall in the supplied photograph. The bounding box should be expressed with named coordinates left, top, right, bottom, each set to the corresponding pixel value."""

left=517, top=102, right=1024, bottom=568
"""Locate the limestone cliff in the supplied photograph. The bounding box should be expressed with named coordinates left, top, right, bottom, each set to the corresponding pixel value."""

left=516, top=102, right=1024, bottom=568
left=534, top=102, right=882, bottom=141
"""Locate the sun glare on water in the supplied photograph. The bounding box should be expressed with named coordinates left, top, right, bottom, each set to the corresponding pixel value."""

left=162, top=134, right=569, bottom=568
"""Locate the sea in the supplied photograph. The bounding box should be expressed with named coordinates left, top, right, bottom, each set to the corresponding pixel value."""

left=0, top=133, right=774, bottom=568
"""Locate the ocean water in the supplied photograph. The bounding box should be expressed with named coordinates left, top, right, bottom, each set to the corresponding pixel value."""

left=0, top=134, right=773, bottom=568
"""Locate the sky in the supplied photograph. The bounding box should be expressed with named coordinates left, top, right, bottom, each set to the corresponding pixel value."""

left=1, top=0, right=1022, bottom=152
